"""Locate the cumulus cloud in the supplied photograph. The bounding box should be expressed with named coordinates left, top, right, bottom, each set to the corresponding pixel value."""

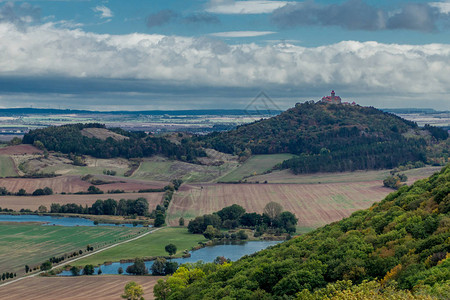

left=210, top=31, right=275, bottom=37
left=146, top=10, right=178, bottom=28
left=92, top=5, right=113, bottom=19
left=207, top=0, right=290, bottom=14
left=430, top=1, right=450, bottom=14
left=272, top=0, right=447, bottom=32
left=2, top=21, right=450, bottom=100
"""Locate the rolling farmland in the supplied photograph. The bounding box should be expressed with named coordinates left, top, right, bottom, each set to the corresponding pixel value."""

left=0, top=175, right=167, bottom=194
left=218, top=154, right=296, bottom=182
left=0, top=275, right=161, bottom=300
left=167, top=182, right=394, bottom=230
left=247, top=166, right=442, bottom=184
left=0, top=224, right=145, bottom=275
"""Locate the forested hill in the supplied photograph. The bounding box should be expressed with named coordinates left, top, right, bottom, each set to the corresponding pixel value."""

left=201, top=102, right=448, bottom=173
left=22, top=123, right=205, bottom=161
left=154, top=164, right=450, bottom=299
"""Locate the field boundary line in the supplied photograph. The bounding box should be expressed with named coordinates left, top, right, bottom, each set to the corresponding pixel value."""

left=0, top=226, right=166, bottom=288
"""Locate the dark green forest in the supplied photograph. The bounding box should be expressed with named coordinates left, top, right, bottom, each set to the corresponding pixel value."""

left=154, top=164, right=450, bottom=299
left=22, top=123, right=205, bottom=161
left=200, top=102, right=448, bottom=173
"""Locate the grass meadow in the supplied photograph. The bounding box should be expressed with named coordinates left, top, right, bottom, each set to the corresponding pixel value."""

left=72, top=227, right=207, bottom=267
left=218, top=154, right=296, bottom=182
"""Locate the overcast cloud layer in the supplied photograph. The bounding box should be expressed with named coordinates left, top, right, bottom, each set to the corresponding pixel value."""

left=272, top=0, right=448, bottom=32
left=1, top=7, right=450, bottom=110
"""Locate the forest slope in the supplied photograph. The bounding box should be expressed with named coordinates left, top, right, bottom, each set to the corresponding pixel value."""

left=155, top=164, right=450, bottom=299
left=201, top=102, right=448, bottom=173
left=22, top=123, right=205, bottom=161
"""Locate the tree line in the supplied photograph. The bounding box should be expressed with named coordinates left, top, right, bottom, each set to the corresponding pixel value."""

left=50, top=197, right=149, bottom=216
left=22, top=123, right=206, bottom=162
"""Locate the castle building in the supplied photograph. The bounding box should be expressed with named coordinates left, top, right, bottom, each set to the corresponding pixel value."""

left=321, top=90, right=341, bottom=104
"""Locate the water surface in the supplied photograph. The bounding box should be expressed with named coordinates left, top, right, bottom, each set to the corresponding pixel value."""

left=59, top=240, right=282, bottom=276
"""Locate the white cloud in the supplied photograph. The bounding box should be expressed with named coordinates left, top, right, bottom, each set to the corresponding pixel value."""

left=206, top=0, right=290, bottom=14
left=210, top=31, right=275, bottom=37
left=1, top=22, right=450, bottom=109
left=430, top=1, right=450, bottom=14
left=92, top=5, right=113, bottom=19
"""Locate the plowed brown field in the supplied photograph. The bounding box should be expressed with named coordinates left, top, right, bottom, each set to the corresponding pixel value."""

left=168, top=182, right=393, bottom=228
left=0, top=192, right=164, bottom=211
left=0, top=275, right=161, bottom=300
left=0, top=175, right=167, bottom=194
left=0, top=144, right=42, bottom=155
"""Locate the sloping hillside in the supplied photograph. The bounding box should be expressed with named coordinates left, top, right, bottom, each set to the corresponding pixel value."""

left=155, top=164, right=450, bottom=299
left=201, top=102, right=448, bottom=173
left=22, top=123, right=205, bottom=161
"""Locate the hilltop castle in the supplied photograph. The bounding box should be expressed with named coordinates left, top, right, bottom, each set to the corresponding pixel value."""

left=321, top=90, right=341, bottom=104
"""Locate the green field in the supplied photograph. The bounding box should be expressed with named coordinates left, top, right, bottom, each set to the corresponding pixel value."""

left=41, top=164, right=128, bottom=176
left=72, top=227, right=207, bottom=267
left=218, top=154, right=296, bottom=182
left=0, top=224, right=144, bottom=275
left=0, top=155, right=18, bottom=177
left=132, top=158, right=236, bottom=183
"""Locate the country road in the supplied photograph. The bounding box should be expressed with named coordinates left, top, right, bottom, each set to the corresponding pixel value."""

left=0, top=226, right=165, bottom=288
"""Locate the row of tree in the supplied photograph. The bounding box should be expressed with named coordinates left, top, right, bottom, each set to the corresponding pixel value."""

left=49, top=197, right=149, bottom=216
left=0, top=186, right=53, bottom=196
left=22, top=123, right=206, bottom=162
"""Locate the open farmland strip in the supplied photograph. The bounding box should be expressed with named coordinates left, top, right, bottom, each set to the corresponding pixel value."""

left=0, top=192, right=164, bottom=211
left=167, top=182, right=394, bottom=228
left=0, top=275, right=161, bottom=300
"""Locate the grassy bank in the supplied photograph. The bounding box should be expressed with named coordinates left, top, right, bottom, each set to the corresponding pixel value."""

left=71, top=227, right=207, bottom=267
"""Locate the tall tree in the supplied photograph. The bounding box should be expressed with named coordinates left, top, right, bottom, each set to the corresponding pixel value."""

left=121, top=281, right=144, bottom=300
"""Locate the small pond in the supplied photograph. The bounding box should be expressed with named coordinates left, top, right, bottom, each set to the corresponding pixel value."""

left=59, top=240, right=282, bottom=276
left=0, top=214, right=144, bottom=227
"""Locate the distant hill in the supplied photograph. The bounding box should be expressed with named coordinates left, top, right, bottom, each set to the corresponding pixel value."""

left=0, top=108, right=280, bottom=116
left=201, top=102, right=449, bottom=173
left=22, top=123, right=205, bottom=161
left=155, top=164, right=450, bottom=299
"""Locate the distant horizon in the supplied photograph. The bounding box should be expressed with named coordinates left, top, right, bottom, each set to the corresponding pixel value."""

left=0, top=104, right=447, bottom=114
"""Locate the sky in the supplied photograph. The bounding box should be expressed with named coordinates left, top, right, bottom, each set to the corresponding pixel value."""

left=0, top=0, right=450, bottom=111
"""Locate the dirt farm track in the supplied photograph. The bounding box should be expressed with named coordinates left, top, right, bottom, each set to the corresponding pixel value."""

left=0, top=275, right=161, bottom=299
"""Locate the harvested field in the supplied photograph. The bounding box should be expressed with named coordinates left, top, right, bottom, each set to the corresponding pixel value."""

left=247, top=166, right=442, bottom=184
left=0, top=192, right=164, bottom=212
left=0, top=144, right=42, bottom=155
left=0, top=275, right=161, bottom=299
left=81, top=127, right=128, bottom=141
left=27, top=155, right=132, bottom=177
left=167, top=182, right=393, bottom=228
left=0, top=175, right=167, bottom=194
